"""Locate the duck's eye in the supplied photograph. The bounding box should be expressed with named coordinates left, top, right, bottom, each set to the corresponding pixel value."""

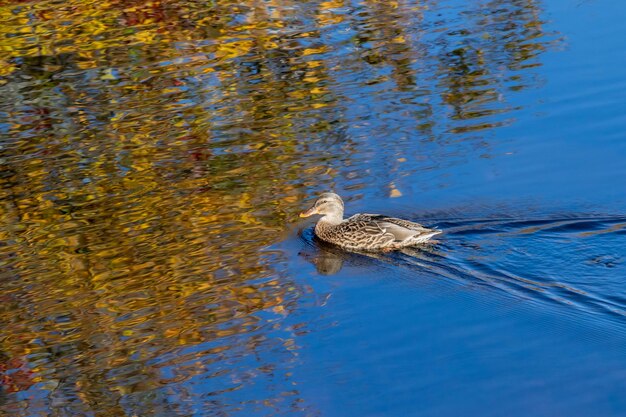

left=316, top=200, right=328, bottom=206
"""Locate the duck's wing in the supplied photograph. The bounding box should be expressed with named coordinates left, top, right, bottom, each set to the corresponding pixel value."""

left=336, top=214, right=397, bottom=246
left=347, top=214, right=439, bottom=241
left=376, top=216, right=435, bottom=232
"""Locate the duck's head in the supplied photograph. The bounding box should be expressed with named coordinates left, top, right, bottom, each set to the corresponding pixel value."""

left=299, top=192, right=344, bottom=219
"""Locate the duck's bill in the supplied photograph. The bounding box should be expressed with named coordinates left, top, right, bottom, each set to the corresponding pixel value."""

left=299, top=206, right=318, bottom=218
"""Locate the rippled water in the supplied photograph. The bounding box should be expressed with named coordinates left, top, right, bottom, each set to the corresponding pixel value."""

left=1, top=0, right=625, bottom=415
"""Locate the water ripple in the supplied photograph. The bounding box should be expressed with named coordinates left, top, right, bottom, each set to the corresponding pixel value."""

left=299, top=212, right=626, bottom=328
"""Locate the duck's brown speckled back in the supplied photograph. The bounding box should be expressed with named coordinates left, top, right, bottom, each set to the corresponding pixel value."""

left=315, top=213, right=440, bottom=251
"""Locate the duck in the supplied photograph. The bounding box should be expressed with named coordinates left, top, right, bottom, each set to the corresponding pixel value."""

left=299, top=192, right=441, bottom=251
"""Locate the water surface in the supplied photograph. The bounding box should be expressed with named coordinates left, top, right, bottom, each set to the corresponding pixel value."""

left=1, top=0, right=625, bottom=415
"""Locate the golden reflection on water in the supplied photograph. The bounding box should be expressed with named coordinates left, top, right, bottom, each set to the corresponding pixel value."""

left=0, top=0, right=556, bottom=414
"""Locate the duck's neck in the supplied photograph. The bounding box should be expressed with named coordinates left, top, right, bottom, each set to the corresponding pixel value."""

left=318, top=213, right=343, bottom=227
left=314, top=208, right=344, bottom=239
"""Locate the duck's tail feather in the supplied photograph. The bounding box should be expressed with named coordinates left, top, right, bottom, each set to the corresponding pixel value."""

left=407, top=229, right=442, bottom=245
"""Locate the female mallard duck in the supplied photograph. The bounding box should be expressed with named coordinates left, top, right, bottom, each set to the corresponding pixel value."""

left=300, top=192, right=441, bottom=251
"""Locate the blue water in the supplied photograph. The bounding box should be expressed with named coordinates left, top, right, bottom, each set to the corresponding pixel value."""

left=1, top=0, right=626, bottom=415
left=276, top=1, right=626, bottom=415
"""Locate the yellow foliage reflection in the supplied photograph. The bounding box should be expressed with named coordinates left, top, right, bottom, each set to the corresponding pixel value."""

left=0, top=0, right=556, bottom=414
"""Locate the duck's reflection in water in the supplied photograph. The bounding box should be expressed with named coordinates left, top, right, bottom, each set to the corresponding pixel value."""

left=309, top=250, right=345, bottom=275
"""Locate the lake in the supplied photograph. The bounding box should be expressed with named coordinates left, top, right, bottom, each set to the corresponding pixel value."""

left=1, top=0, right=625, bottom=415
